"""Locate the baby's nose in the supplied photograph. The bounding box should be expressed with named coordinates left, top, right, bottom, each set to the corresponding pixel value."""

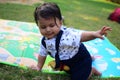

left=46, top=27, right=51, bottom=32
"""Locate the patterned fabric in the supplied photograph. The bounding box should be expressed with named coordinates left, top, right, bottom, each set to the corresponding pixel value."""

left=39, top=26, right=83, bottom=60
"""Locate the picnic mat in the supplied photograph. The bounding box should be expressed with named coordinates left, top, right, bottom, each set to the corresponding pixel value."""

left=0, top=19, right=120, bottom=78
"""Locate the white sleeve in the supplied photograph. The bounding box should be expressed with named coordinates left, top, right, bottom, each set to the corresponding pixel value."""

left=68, top=28, right=84, bottom=43
left=39, top=40, right=48, bottom=57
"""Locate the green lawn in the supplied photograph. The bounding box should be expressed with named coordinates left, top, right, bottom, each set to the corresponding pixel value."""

left=0, top=0, right=120, bottom=80
left=0, top=0, right=120, bottom=49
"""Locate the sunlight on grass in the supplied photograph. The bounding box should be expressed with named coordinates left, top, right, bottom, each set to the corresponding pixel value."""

left=102, top=8, right=113, bottom=13
left=93, top=0, right=120, bottom=6
left=78, top=14, right=100, bottom=21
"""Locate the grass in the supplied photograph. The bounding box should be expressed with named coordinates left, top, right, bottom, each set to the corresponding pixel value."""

left=0, top=3, right=35, bottom=22
left=0, top=0, right=120, bottom=80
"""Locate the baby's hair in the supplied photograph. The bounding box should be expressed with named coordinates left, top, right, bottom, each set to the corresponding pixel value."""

left=34, top=2, right=62, bottom=25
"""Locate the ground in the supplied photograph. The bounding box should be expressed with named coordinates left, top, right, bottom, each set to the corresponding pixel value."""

left=0, top=0, right=43, bottom=5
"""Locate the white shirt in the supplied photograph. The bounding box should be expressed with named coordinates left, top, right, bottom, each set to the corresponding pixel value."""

left=39, top=26, right=83, bottom=60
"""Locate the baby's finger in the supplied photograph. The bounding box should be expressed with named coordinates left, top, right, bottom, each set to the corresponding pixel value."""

left=100, top=27, right=106, bottom=35
left=104, top=32, right=107, bottom=36
left=104, top=27, right=112, bottom=31
left=101, top=26, right=112, bottom=34
left=29, top=65, right=37, bottom=70
left=101, top=26, right=106, bottom=32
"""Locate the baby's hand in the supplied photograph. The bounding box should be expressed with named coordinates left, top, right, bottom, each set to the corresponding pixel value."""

left=100, top=26, right=112, bottom=35
left=96, top=26, right=112, bottom=39
left=29, top=65, right=40, bottom=71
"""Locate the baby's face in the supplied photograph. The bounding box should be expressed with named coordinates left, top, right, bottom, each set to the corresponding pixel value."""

left=38, top=17, right=62, bottom=39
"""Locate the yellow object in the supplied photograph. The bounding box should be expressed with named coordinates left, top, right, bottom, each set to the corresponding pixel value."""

left=48, top=60, right=70, bottom=71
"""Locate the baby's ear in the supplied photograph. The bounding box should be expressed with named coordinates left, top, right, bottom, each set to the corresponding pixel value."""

left=59, top=20, right=63, bottom=25
left=62, top=16, right=65, bottom=25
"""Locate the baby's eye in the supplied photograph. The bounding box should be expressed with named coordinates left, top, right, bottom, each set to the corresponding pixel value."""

left=49, top=24, right=55, bottom=28
left=40, top=26, right=46, bottom=29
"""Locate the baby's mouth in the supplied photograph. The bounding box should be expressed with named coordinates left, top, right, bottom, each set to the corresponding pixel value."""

left=46, top=32, right=54, bottom=37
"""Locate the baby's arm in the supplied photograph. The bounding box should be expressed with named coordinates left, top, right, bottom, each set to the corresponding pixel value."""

left=31, top=54, right=46, bottom=71
left=37, top=54, right=46, bottom=71
left=80, top=26, right=112, bottom=42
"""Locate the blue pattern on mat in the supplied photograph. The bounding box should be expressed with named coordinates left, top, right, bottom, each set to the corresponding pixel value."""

left=84, top=37, right=120, bottom=77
